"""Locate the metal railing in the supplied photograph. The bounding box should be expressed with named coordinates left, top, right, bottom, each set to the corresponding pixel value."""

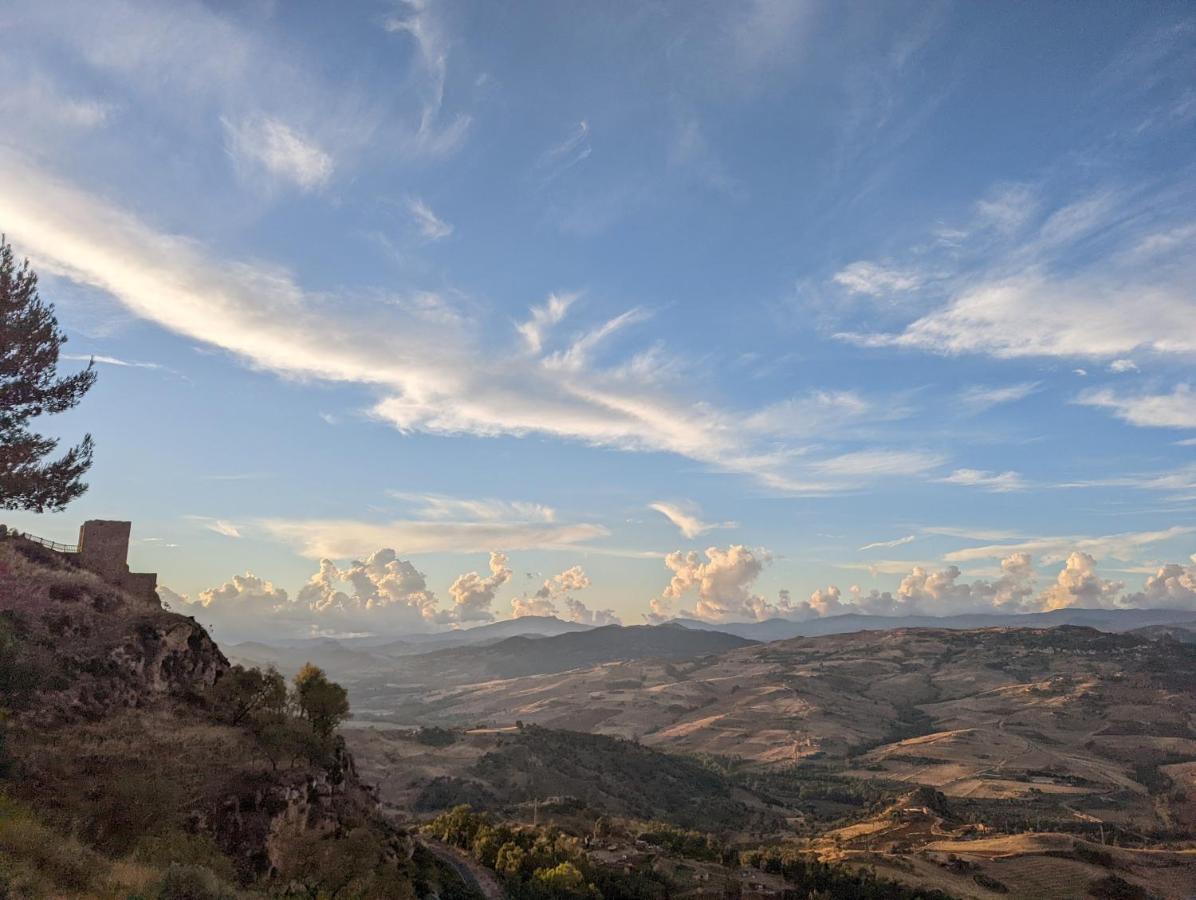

left=13, top=531, right=78, bottom=554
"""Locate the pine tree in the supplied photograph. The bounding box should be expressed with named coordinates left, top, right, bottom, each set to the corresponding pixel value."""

left=0, top=236, right=96, bottom=512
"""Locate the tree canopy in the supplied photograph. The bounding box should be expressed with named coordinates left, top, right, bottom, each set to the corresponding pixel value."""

left=0, top=237, right=96, bottom=512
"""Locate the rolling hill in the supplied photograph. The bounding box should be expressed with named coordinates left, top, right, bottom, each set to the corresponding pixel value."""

left=351, top=625, right=1196, bottom=837
left=355, top=622, right=755, bottom=688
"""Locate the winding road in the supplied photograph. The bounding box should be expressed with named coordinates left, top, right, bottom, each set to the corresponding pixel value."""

left=419, top=837, right=507, bottom=900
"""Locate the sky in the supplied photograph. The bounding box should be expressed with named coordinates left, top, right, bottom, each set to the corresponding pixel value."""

left=2, top=0, right=1195, bottom=641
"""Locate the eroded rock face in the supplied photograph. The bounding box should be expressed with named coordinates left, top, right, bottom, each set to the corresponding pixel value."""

left=207, top=742, right=394, bottom=879
left=114, top=619, right=227, bottom=696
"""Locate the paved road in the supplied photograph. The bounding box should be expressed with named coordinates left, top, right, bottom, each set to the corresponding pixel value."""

left=419, top=837, right=506, bottom=900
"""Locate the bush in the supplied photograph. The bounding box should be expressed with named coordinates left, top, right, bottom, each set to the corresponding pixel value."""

left=153, top=864, right=237, bottom=900
left=0, top=803, right=101, bottom=893
left=134, top=832, right=238, bottom=885
left=207, top=665, right=286, bottom=727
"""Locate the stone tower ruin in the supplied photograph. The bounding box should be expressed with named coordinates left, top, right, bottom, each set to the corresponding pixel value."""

left=76, top=520, right=158, bottom=604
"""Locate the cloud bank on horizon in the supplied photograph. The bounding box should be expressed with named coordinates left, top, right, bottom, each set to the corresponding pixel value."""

left=1, top=1, right=1194, bottom=636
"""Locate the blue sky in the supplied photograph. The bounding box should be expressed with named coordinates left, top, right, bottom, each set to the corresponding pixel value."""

left=2, top=1, right=1195, bottom=640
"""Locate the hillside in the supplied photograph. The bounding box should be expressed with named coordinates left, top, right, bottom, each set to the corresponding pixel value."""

left=345, top=624, right=1196, bottom=897
left=0, top=537, right=472, bottom=899
left=352, top=724, right=781, bottom=832
left=1128, top=622, right=1196, bottom=643
left=382, top=623, right=754, bottom=684
left=352, top=626, right=1196, bottom=837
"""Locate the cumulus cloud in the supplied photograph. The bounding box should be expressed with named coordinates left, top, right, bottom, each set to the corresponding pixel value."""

left=1077, top=383, right=1196, bottom=429
left=509, top=565, right=619, bottom=624
left=649, top=501, right=733, bottom=539
left=1037, top=551, right=1122, bottom=611
left=166, top=572, right=297, bottom=639
left=295, top=549, right=444, bottom=632
left=563, top=597, right=621, bottom=626
left=808, top=585, right=847, bottom=617
left=897, top=553, right=1037, bottom=614
left=796, top=552, right=1039, bottom=619
left=651, top=545, right=775, bottom=622
left=1124, top=555, right=1196, bottom=609
left=222, top=115, right=333, bottom=191
left=1108, top=358, right=1139, bottom=374
left=448, top=552, right=512, bottom=623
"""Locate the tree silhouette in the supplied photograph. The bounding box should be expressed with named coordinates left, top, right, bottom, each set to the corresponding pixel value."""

left=0, top=237, right=96, bottom=512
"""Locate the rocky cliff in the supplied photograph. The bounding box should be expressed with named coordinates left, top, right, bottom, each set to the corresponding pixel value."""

left=0, top=537, right=428, bottom=896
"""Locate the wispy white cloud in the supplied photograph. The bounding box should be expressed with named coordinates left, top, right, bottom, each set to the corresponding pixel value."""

left=938, top=468, right=1027, bottom=493
left=809, top=449, right=945, bottom=479
left=1076, top=383, right=1196, bottom=429
left=388, top=492, right=556, bottom=523
left=186, top=516, right=242, bottom=538
left=63, top=353, right=161, bottom=370
left=1108, top=358, right=1139, bottom=374
left=832, top=261, right=922, bottom=297
left=943, top=525, right=1194, bottom=564
left=408, top=197, right=453, bottom=240
left=649, top=501, right=735, bottom=540
left=516, top=292, right=577, bottom=354
left=957, top=381, right=1039, bottom=413
left=222, top=115, right=333, bottom=191
left=257, top=517, right=607, bottom=559
left=670, top=117, right=744, bottom=199
left=537, top=120, right=592, bottom=184
left=0, top=151, right=940, bottom=496
left=1061, top=463, right=1196, bottom=500
left=837, top=182, right=1196, bottom=361
left=858, top=534, right=915, bottom=551
left=383, top=0, right=472, bottom=156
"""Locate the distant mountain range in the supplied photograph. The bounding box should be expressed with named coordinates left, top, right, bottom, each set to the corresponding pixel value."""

left=670, top=606, right=1196, bottom=641
left=232, top=621, right=753, bottom=684
left=229, top=607, right=1196, bottom=680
